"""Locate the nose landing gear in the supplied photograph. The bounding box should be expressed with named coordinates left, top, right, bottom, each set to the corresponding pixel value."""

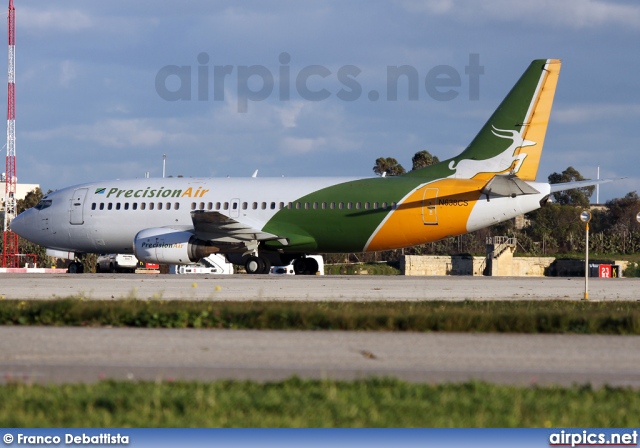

left=67, top=261, right=84, bottom=274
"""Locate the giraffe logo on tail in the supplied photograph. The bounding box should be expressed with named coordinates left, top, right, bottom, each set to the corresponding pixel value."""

left=448, top=126, right=536, bottom=179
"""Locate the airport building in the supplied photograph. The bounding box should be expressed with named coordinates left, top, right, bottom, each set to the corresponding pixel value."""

left=0, top=179, right=40, bottom=211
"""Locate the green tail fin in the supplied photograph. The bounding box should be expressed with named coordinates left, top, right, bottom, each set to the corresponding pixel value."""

left=406, top=59, right=561, bottom=181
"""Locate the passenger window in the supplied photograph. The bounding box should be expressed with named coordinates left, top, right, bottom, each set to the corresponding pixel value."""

left=365, top=202, right=370, bottom=210
left=199, top=202, right=205, bottom=210
left=305, top=202, right=310, bottom=210
left=149, top=203, right=155, bottom=210
left=356, top=202, right=361, bottom=209
left=207, top=202, right=213, bottom=210
left=382, top=202, right=387, bottom=209
left=166, top=203, right=171, bottom=210
left=261, top=202, right=266, bottom=210
left=124, top=203, right=129, bottom=210
left=270, top=202, right=276, bottom=209
left=391, top=202, right=397, bottom=210
left=116, top=203, right=121, bottom=210
left=133, top=203, right=138, bottom=210
left=224, top=202, right=229, bottom=210
left=339, top=202, right=344, bottom=210
left=141, top=203, right=146, bottom=210
left=191, top=203, right=196, bottom=210
left=373, top=202, right=379, bottom=209
left=91, top=203, right=96, bottom=210
left=279, top=202, right=284, bottom=209
left=313, top=202, right=318, bottom=209
left=216, top=202, right=221, bottom=210
left=174, top=203, right=179, bottom=210
left=321, top=202, right=327, bottom=210
left=233, top=202, right=238, bottom=210
left=252, top=202, right=258, bottom=210
left=330, top=202, right=335, bottom=210
left=347, top=202, right=352, bottom=210
left=295, top=202, right=301, bottom=210
left=158, top=203, right=163, bottom=210
left=108, top=203, right=113, bottom=210
left=242, top=202, right=248, bottom=210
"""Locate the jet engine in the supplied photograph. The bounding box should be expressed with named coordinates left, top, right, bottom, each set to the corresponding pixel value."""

left=134, top=228, right=219, bottom=265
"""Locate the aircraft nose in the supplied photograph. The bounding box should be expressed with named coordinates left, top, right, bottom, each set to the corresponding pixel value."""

left=10, top=209, right=35, bottom=240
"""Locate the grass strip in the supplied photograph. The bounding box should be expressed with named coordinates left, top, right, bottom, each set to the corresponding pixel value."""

left=0, top=378, right=637, bottom=427
left=0, top=299, right=639, bottom=333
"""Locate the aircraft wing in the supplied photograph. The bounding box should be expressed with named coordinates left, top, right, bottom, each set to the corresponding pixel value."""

left=190, top=210, right=279, bottom=243
left=549, top=178, right=621, bottom=193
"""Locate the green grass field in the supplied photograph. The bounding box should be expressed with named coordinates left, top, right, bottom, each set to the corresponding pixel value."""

left=1, top=299, right=639, bottom=333
left=1, top=378, right=638, bottom=427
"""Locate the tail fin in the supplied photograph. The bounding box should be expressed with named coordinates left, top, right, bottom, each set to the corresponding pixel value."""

left=444, top=59, right=561, bottom=181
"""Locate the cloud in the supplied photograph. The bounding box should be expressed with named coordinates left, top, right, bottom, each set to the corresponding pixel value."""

left=554, top=104, right=640, bottom=124
left=21, top=7, right=93, bottom=33
left=24, top=118, right=196, bottom=149
left=59, top=60, right=78, bottom=88
left=276, top=101, right=305, bottom=129
left=399, top=0, right=640, bottom=29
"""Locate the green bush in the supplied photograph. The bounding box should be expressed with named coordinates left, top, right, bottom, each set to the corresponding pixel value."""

left=624, top=262, right=640, bottom=277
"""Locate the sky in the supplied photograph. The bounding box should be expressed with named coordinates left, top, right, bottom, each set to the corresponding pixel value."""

left=7, top=0, right=640, bottom=202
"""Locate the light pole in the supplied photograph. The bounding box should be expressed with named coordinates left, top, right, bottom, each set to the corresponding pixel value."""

left=580, top=210, right=592, bottom=301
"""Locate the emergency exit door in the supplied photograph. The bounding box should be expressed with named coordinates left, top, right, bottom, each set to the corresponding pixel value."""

left=70, top=188, right=88, bottom=225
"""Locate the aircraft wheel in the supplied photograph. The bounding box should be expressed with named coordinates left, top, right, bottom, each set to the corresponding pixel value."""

left=305, top=257, right=319, bottom=275
left=293, top=257, right=318, bottom=275
left=259, top=256, right=272, bottom=274
left=245, top=256, right=264, bottom=275
left=293, top=258, right=308, bottom=275
left=109, top=263, right=116, bottom=273
left=67, top=262, right=83, bottom=274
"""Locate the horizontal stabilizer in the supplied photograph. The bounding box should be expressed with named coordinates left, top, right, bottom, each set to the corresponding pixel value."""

left=481, top=175, right=540, bottom=197
left=549, top=178, right=621, bottom=193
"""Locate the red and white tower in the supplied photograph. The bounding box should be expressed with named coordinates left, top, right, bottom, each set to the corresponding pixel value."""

left=2, top=0, right=17, bottom=268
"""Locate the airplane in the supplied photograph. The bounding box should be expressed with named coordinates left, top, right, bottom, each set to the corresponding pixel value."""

left=10, top=59, right=613, bottom=274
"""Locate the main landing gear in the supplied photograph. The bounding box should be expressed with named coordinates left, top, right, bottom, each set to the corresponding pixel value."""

left=244, top=254, right=320, bottom=275
left=244, top=255, right=272, bottom=275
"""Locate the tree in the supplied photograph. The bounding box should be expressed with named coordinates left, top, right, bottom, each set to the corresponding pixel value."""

left=548, top=167, right=594, bottom=208
left=373, top=157, right=406, bottom=176
left=17, top=187, right=43, bottom=213
left=605, top=191, right=640, bottom=233
left=411, top=150, right=440, bottom=171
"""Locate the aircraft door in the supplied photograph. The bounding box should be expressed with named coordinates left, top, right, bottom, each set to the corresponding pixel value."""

left=422, top=188, right=438, bottom=225
left=230, top=198, right=240, bottom=218
left=70, top=188, right=88, bottom=225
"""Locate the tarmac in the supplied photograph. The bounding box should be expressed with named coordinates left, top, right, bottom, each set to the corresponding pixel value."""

left=1, top=273, right=639, bottom=301
left=1, top=327, right=639, bottom=386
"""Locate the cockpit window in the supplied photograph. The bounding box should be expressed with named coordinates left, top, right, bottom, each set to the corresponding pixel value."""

left=34, top=199, right=52, bottom=210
